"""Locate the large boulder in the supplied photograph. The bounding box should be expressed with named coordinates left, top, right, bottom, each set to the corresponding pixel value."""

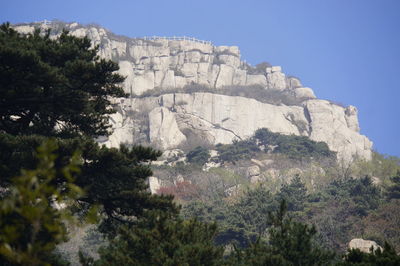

left=305, top=99, right=372, bottom=161
left=97, top=101, right=135, bottom=148
left=345, top=105, right=360, bottom=132
left=293, top=87, right=316, bottom=99
left=149, top=107, right=186, bottom=150
left=215, top=64, right=235, bottom=88
left=118, top=61, right=135, bottom=94
left=266, top=70, right=286, bottom=90
left=348, top=238, right=382, bottom=253
left=148, top=176, right=161, bottom=194
left=246, top=165, right=262, bottom=183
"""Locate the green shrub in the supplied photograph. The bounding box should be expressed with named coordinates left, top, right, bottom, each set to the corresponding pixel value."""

left=246, top=62, right=272, bottom=75
left=186, top=146, right=210, bottom=165
left=0, top=141, right=83, bottom=265
left=254, top=128, right=336, bottom=159
left=216, top=140, right=259, bottom=163
left=213, top=128, right=334, bottom=164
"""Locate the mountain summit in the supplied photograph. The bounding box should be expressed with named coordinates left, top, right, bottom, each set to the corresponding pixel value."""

left=14, top=21, right=372, bottom=161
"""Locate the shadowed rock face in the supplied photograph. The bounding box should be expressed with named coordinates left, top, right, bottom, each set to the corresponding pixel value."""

left=14, top=22, right=373, bottom=161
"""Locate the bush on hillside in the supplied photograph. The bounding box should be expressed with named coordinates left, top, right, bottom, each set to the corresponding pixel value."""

left=254, top=128, right=336, bottom=159
left=215, top=128, right=335, bottom=164
left=216, top=139, right=260, bottom=163
left=186, top=146, right=210, bottom=165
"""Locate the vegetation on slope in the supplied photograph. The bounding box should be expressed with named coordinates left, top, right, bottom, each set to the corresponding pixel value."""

left=136, top=84, right=306, bottom=106
left=215, top=128, right=336, bottom=163
left=0, top=23, right=176, bottom=264
left=1, top=22, right=400, bottom=265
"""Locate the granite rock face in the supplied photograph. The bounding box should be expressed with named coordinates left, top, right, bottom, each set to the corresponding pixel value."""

left=104, top=93, right=372, bottom=160
left=13, top=22, right=302, bottom=95
left=14, top=21, right=373, bottom=161
left=348, top=239, right=382, bottom=253
left=148, top=176, right=161, bottom=194
left=304, top=100, right=372, bottom=161
left=149, top=107, right=187, bottom=150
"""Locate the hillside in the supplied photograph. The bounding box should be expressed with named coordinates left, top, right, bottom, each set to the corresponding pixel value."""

left=15, top=21, right=372, bottom=162
left=3, top=20, right=400, bottom=264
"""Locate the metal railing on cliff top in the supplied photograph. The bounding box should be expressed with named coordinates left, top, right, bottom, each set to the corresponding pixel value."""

left=36, top=20, right=213, bottom=46
left=142, top=36, right=212, bottom=45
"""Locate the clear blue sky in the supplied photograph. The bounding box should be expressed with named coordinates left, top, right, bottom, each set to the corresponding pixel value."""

left=2, top=0, right=400, bottom=157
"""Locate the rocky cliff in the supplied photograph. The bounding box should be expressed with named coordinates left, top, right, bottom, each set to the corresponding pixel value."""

left=14, top=21, right=373, bottom=161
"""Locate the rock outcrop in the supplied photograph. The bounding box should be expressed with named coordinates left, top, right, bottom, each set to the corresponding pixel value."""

left=246, top=165, right=262, bottom=183
left=105, top=93, right=372, bottom=160
left=148, top=176, right=161, bottom=194
left=13, top=21, right=373, bottom=161
left=348, top=238, right=382, bottom=253
left=149, top=107, right=187, bottom=150
left=305, top=100, right=372, bottom=161
left=13, top=22, right=300, bottom=95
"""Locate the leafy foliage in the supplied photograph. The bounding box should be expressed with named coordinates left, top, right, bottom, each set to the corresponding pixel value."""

left=0, top=141, right=82, bottom=265
left=350, top=152, right=400, bottom=187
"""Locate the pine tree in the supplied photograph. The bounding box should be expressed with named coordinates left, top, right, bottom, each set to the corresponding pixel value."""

left=278, top=175, right=308, bottom=212
left=0, top=22, right=177, bottom=237
left=221, top=186, right=276, bottom=246
left=186, top=146, right=210, bottom=165
left=83, top=211, right=224, bottom=266
left=267, top=201, right=335, bottom=265
left=386, top=171, right=400, bottom=200
left=228, top=200, right=335, bottom=265
left=0, top=23, right=125, bottom=137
